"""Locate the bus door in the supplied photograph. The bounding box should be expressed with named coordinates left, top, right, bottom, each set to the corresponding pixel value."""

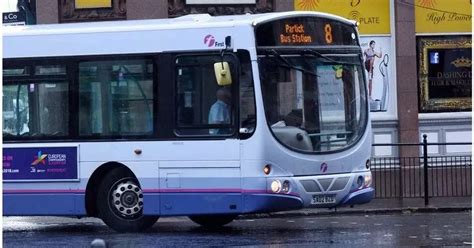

left=157, top=53, right=242, bottom=215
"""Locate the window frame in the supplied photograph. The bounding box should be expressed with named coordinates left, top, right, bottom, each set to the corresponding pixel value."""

left=3, top=51, right=256, bottom=143
left=236, top=49, right=257, bottom=140
left=173, top=52, right=240, bottom=139
left=3, top=60, right=73, bottom=141
left=76, top=56, right=156, bottom=139
left=256, top=48, right=370, bottom=155
left=3, top=54, right=159, bottom=143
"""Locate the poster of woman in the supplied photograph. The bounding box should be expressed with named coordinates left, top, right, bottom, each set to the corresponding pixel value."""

left=361, top=37, right=392, bottom=112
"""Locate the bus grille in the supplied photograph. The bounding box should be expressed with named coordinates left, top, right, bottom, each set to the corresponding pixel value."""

left=300, top=177, right=350, bottom=193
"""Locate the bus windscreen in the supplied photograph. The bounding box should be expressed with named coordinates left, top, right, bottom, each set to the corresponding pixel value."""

left=255, top=17, right=359, bottom=47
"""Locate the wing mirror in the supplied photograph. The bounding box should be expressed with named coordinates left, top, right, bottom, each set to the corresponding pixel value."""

left=214, top=61, right=232, bottom=86
left=214, top=36, right=232, bottom=86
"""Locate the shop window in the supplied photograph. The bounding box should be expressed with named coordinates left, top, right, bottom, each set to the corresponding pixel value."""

left=417, top=36, right=472, bottom=112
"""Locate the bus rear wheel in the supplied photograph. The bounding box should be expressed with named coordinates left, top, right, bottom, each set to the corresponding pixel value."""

left=189, top=215, right=237, bottom=228
left=97, top=167, right=158, bottom=232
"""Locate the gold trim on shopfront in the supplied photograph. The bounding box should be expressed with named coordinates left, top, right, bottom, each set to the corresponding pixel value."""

left=418, top=37, right=472, bottom=112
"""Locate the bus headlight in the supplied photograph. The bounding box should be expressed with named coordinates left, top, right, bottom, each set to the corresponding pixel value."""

left=364, top=174, right=372, bottom=187
left=270, top=180, right=282, bottom=193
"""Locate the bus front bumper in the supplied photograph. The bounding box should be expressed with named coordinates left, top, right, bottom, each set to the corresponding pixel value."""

left=267, top=171, right=375, bottom=209
left=339, top=187, right=374, bottom=206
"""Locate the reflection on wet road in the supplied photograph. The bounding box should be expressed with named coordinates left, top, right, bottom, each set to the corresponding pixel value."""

left=3, top=212, right=472, bottom=247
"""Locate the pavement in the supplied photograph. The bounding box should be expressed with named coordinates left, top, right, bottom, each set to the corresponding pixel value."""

left=244, top=197, right=472, bottom=219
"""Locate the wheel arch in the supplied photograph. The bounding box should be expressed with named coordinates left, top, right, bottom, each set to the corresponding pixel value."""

left=85, top=162, right=137, bottom=217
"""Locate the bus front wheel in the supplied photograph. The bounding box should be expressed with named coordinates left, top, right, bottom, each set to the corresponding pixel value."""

left=189, top=215, right=237, bottom=228
left=97, top=167, right=158, bottom=232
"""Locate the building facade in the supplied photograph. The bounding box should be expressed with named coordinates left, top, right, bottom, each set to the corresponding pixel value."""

left=3, top=0, right=472, bottom=157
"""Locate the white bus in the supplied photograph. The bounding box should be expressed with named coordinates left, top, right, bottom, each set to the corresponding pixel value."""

left=3, top=11, right=374, bottom=232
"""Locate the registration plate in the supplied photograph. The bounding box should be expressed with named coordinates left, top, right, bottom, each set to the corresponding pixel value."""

left=311, top=195, right=336, bottom=205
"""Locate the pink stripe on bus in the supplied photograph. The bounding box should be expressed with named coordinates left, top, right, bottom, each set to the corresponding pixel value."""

left=3, top=189, right=85, bottom=194
left=142, top=188, right=242, bottom=193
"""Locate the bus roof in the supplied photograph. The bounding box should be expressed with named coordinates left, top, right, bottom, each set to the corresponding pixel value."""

left=3, top=11, right=356, bottom=59
left=4, top=11, right=355, bottom=37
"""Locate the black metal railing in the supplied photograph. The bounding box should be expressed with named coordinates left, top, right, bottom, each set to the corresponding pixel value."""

left=371, top=135, right=472, bottom=205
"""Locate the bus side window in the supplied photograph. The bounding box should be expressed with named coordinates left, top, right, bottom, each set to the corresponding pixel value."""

left=78, top=59, right=154, bottom=137
left=175, top=54, right=236, bottom=137
left=3, top=65, right=69, bottom=138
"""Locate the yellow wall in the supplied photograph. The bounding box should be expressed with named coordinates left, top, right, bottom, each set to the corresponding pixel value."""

left=294, top=0, right=391, bottom=35
left=415, top=0, right=472, bottom=33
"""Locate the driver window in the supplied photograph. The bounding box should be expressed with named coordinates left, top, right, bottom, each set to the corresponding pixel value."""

left=175, top=55, right=236, bottom=137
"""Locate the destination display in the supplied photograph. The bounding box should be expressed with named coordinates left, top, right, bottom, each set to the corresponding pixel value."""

left=256, top=17, right=359, bottom=47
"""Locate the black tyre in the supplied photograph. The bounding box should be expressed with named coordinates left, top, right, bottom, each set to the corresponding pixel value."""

left=97, top=167, right=158, bottom=232
left=189, top=215, right=237, bottom=228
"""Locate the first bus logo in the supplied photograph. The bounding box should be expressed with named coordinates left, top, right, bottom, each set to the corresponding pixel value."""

left=31, top=151, right=48, bottom=165
left=204, top=34, right=224, bottom=48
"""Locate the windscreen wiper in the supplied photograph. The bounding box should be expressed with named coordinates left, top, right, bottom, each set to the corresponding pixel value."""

left=301, top=49, right=359, bottom=66
left=265, top=49, right=319, bottom=77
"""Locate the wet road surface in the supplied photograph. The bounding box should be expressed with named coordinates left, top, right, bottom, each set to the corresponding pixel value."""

left=3, top=211, right=472, bottom=247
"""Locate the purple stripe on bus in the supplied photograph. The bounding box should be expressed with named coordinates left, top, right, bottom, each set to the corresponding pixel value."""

left=3, top=188, right=300, bottom=197
left=143, top=189, right=300, bottom=197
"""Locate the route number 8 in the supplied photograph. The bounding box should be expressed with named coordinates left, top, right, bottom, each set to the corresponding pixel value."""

left=324, top=24, right=333, bottom=44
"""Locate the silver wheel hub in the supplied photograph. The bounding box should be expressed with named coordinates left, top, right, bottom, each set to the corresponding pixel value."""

left=112, top=180, right=144, bottom=217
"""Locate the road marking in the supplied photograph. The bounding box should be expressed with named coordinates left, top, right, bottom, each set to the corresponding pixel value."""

left=431, top=237, right=443, bottom=241
left=246, top=220, right=255, bottom=222
left=287, top=220, right=295, bottom=223
left=361, top=232, right=371, bottom=236
left=383, top=234, right=393, bottom=237
left=350, top=222, right=357, bottom=225
left=394, top=224, right=403, bottom=227
left=330, top=221, right=339, bottom=224
left=463, top=242, right=472, bottom=245
left=374, top=223, right=382, bottom=226
left=307, top=221, right=315, bottom=224
left=443, top=225, right=451, bottom=228
left=409, top=236, right=417, bottom=239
